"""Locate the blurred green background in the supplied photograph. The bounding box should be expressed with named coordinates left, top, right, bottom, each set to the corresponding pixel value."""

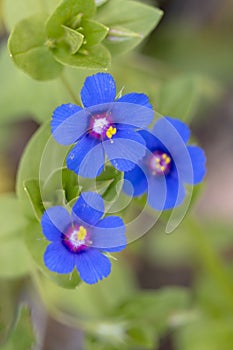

left=0, top=0, right=233, bottom=349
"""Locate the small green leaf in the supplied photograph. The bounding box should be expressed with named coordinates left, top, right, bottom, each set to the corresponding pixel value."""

left=96, top=0, right=163, bottom=55
left=8, top=13, right=63, bottom=80
left=1, top=305, right=36, bottom=350
left=23, top=179, right=45, bottom=221
left=16, top=122, right=69, bottom=220
left=46, top=0, right=96, bottom=39
left=42, top=167, right=80, bottom=205
left=97, top=166, right=123, bottom=203
left=82, top=19, right=109, bottom=47
left=52, top=43, right=111, bottom=69
left=62, top=25, right=84, bottom=54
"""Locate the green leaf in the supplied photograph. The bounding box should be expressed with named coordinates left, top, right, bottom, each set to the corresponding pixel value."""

left=97, top=166, right=123, bottom=204
left=157, top=75, right=201, bottom=122
left=1, top=305, right=36, bottom=350
left=0, top=194, right=31, bottom=278
left=8, top=13, right=63, bottom=80
left=52, top=43, right=111, bottom=69
left=46, top=0, right=96, bottom=39
left=23, top=179, right=45, bottom=221
left=0, top=46, right=86, bottom=123
left=42, top=167, right=80, bottom=206
left=16, top=122, right=68, bottom=220
left=62, top=25, right=84, bottom=54
left=3, top=0, right=60, bottom=32
left=82, top=19, right=109, bottom=47
left=96, top=0, right=163, bottom=55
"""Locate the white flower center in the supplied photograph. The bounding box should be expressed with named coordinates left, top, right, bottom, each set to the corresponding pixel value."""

left=92, top=117, right=109, bottom=134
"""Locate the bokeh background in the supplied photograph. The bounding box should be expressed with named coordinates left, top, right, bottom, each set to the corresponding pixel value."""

left=0, top=0, right=233, bottom=349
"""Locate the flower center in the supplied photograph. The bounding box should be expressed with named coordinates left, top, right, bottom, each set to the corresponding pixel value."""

left=89, top=113, right=117, bottom=140
left=62, top=224, right=90, bottom=253
left=148, top=150, right=172, bottom=176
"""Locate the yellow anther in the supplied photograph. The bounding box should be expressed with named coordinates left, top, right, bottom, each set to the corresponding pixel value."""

left=106, top=126, right=117, bottom=139
left=160, top=165, right=165, bottom=171
left=77, top=226, right=87, bottom=241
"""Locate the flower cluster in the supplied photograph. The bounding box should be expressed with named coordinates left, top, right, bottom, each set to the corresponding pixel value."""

left=41, top=72, right=206, bottom=284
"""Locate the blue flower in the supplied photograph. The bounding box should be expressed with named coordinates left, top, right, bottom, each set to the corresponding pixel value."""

left=51, top=73, right=154, bottom=178
left=41, top=192, right=126, bottom=284
left=124, top=117, right=206, bottom=210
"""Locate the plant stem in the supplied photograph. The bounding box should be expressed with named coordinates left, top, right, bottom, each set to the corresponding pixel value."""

left=60, top=73, right=81, bottom=105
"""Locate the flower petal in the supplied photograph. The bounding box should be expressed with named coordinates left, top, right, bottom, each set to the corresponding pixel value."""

left=148, top=174, right=186, bottom=210
left=110, top=102, right=154, bottom=128
left=186, top=145, right=206, bottom=184
left=51, top=107, right=90, bottom=145
left=41, top=206, right=71, bottom=241
left=139, top=129, right=165, bottom=152
left=72, top=192, right=104, bottom=226
left=91, top=216, right=126, bottom=252
left=117, top=93, right=152, bottom=109
left=164, top=117, right=191, bottom=143
left=75, top=248, right=111, bottom=284
left=151, top=118, right=190, bottom=151
left=81, top=73, right=116, bottom=107
left=104, top=129, right=146, bottom=171
left=51, top=103, right=82, bottom=132
left=66, top=135, right=105, bottom=178
left=123, top=164, right=148, bottom=196
left=44, top=242, right=74, bottom=274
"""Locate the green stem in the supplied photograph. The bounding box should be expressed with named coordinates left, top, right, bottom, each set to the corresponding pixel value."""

left=60, top=73, right=81, bottom=105
left=189, top=217, right=233, bottom=310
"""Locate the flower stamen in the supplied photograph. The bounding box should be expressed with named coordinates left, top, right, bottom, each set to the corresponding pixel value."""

left=148, top=151, right=172, bottom=176
left=77, top=225, right=87, bottom=241
left=106, top=126, right=117, bottom=139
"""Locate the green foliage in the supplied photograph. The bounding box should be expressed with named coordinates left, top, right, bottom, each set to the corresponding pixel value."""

left=52, top=43, right=110, bottom=69
left=175, top=318, right=233, bottom=350
left=96, top=0, right=163, bottom=55
left=16, top=123, right=82, bottom=288
left=46, top=0, right=96, bottom=39
left=1, top=305, right=36, bottom=350
left=0, top=194, right=31, bottom=278
left=8, top=13, right=63, bottom=80
left=7, top=0, right=162, bottom=80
